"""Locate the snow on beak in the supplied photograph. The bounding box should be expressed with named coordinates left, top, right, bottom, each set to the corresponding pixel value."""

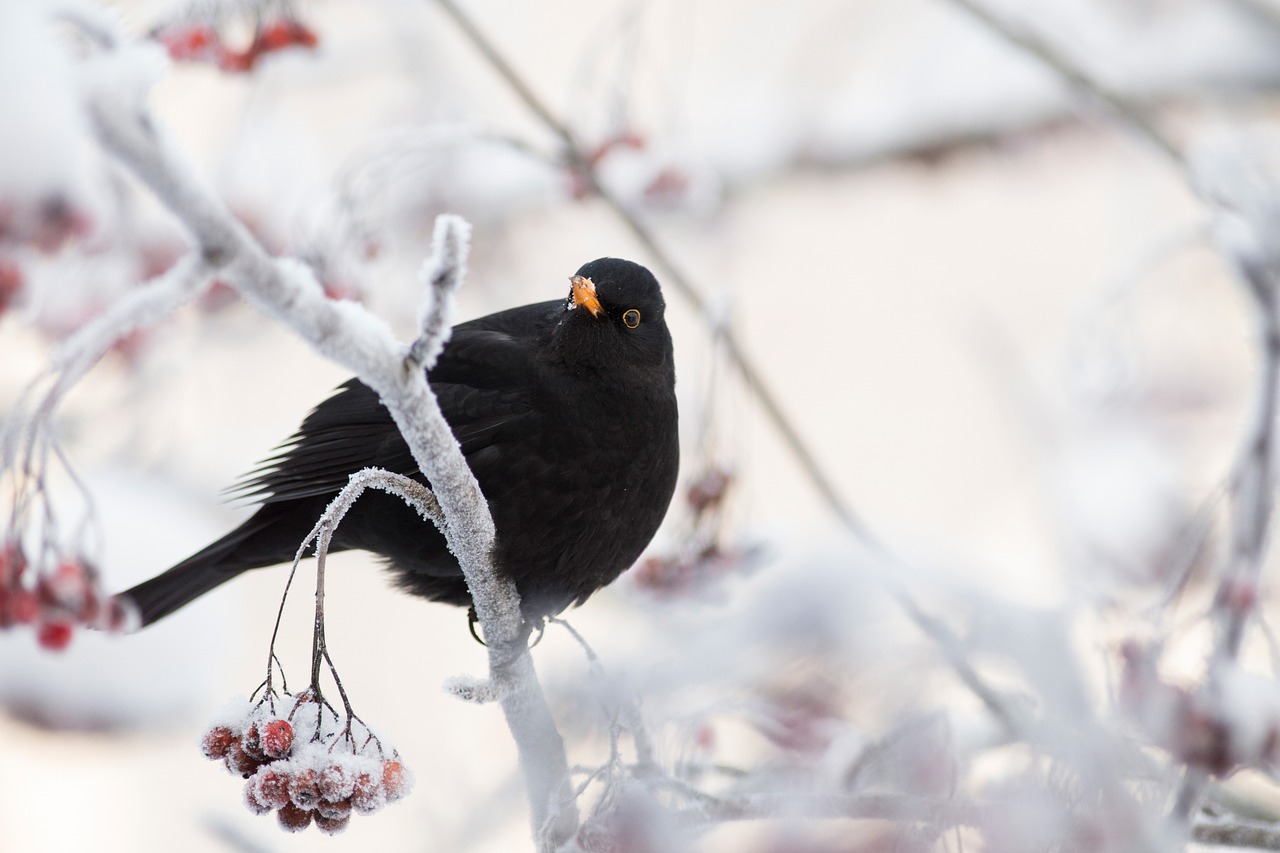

left=569, top=275, right=604, bottom=317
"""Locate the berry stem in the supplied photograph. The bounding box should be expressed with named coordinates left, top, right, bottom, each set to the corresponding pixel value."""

left=308, top=520, right=333, bottom=697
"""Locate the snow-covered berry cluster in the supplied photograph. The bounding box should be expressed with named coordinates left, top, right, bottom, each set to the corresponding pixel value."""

left=0, top=543, right=135, bottom=650
left=153, top=17, right=318, bottom=74
left=201, top=692, right=413, bottom=834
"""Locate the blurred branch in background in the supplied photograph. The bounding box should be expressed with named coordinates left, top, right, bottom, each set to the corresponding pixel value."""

left=7, top=0, right=1280, bottom=851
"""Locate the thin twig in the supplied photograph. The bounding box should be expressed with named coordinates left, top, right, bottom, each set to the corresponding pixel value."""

left=943, top=0, right=1184, bottom=166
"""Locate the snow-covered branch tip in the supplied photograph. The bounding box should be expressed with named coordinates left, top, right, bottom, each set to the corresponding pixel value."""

left=408, top=214, right=472, bottom=371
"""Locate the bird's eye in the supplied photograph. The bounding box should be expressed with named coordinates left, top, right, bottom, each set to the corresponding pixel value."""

left=622, top=309, right=641, bottom=329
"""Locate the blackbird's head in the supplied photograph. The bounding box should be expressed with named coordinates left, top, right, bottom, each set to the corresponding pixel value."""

left=554, top=258, right=672, bottom=373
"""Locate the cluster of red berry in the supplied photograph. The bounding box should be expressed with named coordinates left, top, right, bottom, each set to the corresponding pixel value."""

left=0, top=544, right=134, bottom=650
left=155, top=17, right=318, bottom=74
left=201, top=694, right=412, bottom=834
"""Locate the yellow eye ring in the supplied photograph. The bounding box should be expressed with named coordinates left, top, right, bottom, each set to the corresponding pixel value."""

left=622, top=309, right=641, bottom=329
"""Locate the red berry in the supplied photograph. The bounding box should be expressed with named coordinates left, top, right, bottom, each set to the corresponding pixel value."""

left=314, top=811, right=350, bottom=835
left=201, top=726, right=237, bottom=760
left=37, top=622, right=73, bottom=651
left=243, top=778, right=272, bottom=815
left=350, top=772, right=386, bottom=814
left=277, top=802, right=312, bottom=832
left=225, top=740, right=261, bottom=777
left=317, top=763, right=354, bottom=801
left=257, top=20, right=294, bottom=51
left=9, top=589, right=38, bottom=624
left=0, top=259, right=21, bottom=315
left=242, top=722, right=265, bottom=761
left=160, top=24, right=218, bottom=60
left=382, top=759, right=410, bottom=803
left=288, top=768, right=321, bottom=810
left=290, top=21, right=318, bottom=48
left=317, top=798, right=352, bottom=820
left=216, top=47, right=254, bottom=73
left=252, top=767, right=292, bottom=809
left=0, top=542, right=24, bottom=585
left=259, top=719, right=294, bottom=759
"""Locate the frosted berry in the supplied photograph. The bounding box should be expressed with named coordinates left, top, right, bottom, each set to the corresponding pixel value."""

left=201, top=726, right=237, bottom=760
left=242, top=722, right=265, bottom=761
left=277, top=802, right=313, bottom=832
left=243, top=778, right=272, bottom=815
left=288, top=768, right=322, bottom=810
left=37, top=622, right=73, bottom=651
left=314, top=811, right=351, bottom=835
left=253, top=767, right=292, bottom=809
left=318, top=763, right=354, bottom=802
left=259, top=719, right=294, bottom=759
left=225, top=740, right=261, bottom=777
left=382, top=759, right=410, bottom=803
left=351, top=772, right=386, bottom=814
left=317, top=798, right=352, bottom=820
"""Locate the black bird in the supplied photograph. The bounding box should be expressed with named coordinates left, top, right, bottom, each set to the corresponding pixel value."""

left=122, top=258, right=679, bottom=628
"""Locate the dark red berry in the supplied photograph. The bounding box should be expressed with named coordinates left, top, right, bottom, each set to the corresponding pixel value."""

left=259, top=719, right=294, bottom=759
left=314, top=811, right=350, bottom=835
left=288, top=768, right=322, bottom=810
left=243, top=778, right=272, bottom=815
left=290, top=21, right=318, bottom=48
left=253, top=767, right=292, bottom=809
left=317, top=798, right=352, bottom=820
left=257, top=20, right=294, bottom=51
left=201, top=726, right=237, bottom=760
left=242, top=722, right=265, bottom=761
left=225, top=740, right=261, bottom=777
left=36, top=622, right=73, bottom=651
left=277, top=802, right=312, bottom=832
left=351, top=772, right=385, bottom=814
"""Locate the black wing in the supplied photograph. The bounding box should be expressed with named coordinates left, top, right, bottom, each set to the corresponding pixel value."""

left=228, top=303, right=557, bottom=504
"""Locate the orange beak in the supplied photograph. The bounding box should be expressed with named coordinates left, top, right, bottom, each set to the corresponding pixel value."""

left=570, top=275, right=604, bottom=317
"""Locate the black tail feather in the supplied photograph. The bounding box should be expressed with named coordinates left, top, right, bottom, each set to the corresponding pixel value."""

left=121, top=506, right=306, bottom=627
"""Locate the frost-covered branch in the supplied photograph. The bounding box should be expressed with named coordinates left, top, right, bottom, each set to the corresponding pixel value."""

left=1193, top=817, right=1280, bottom=849
left=75, top=26, right=573, bottom=844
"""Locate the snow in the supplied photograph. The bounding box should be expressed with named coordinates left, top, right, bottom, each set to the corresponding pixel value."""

left=0, top=3, right=92, bottom=212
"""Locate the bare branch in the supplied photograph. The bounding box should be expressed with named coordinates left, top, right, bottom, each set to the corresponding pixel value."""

left=942, top=0, right=1184, bottom=165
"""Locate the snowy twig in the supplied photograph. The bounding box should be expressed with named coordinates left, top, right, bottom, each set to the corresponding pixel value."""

left=943, top=0, right=1184, bottom=165
left=1193, top=816, right=1280, bottom=850
left=84, top=57, right=575, bottom=845
left=408, top=216, right=470, bottom=371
